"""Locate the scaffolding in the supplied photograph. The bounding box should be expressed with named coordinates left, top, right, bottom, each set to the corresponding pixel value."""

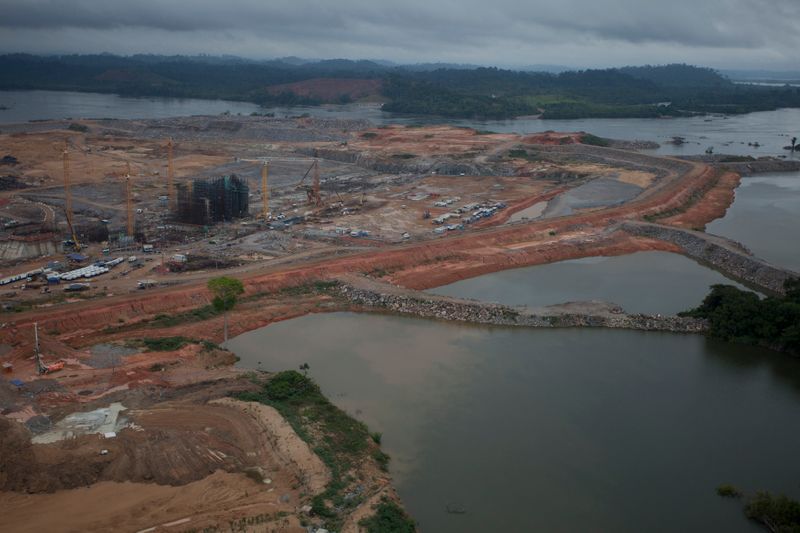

left=175, top=174, right=249, bottom=225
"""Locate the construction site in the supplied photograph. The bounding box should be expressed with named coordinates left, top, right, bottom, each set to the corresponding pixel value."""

left=0, top=113, right=767, bottom=532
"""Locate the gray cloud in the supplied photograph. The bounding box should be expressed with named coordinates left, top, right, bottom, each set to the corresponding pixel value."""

left=0, top=0, right=798, bottom=69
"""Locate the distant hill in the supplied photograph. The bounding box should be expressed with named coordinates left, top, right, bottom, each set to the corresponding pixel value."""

left=264, top=78, right=383, bottom=103
left=1, top=54, right=798, bottom=119
left=618, top=64, right=731, bottom=87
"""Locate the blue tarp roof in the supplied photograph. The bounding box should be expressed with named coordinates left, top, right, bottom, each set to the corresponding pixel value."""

left=10, top=379, right=24, bottom=387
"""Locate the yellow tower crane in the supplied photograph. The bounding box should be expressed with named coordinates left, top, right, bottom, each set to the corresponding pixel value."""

left=261, top=161, right=269, bottom=220
left=167, top=138, right=175, bottom=210
left=125, top=162, right=134, bottom=237
left=62, top=142, right=81, bottom=251
left=236, top=156, right=328, bottom=220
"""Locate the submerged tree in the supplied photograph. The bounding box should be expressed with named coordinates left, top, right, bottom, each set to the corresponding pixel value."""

left=208, top=276, right=245, bottom=345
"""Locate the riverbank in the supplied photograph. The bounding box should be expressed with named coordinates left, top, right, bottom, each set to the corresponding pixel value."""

left=339, top=274, right=707, bottom=333
left=623, top=221, right=799, bottom=295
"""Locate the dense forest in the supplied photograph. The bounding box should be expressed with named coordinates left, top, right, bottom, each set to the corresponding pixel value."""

left=680, top=280, right=800, bottom=355
left=1, top=54, right=799, bottom=119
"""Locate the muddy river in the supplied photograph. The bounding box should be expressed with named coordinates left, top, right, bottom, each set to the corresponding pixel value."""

left=231, top=313, right=800, bottom=532
left=3, top=90, right=800, bottom=158
left=230, top=173, right=800, bottom=531
left=708, top=172, right=800, bottom=272
left=429, top=251, right=747, bottom=315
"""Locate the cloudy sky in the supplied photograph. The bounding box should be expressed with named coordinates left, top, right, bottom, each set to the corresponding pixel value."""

left=0, top=0, right=798, bottom=70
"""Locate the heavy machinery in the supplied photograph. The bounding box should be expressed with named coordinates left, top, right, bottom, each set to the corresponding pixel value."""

left=34, top=323, right=64, bottom=375
left=296, top=158, right=323, bottom=208
left=236, top=155, right=324, bottom=217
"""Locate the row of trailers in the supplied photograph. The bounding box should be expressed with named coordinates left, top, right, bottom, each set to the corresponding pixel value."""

left=0, top=257, right=127, bottom=287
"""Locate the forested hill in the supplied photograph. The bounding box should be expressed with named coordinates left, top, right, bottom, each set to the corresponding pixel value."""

left=1, top=54, right=799, bottom=119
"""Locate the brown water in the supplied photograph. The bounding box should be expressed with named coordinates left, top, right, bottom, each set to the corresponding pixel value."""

left=430, top=251, right=748, bottom=315
left=3, top=90, right=800, bottom=158
left=230, top=313, right=800, bottom=532
left=707, top=173, right=800, bottom=272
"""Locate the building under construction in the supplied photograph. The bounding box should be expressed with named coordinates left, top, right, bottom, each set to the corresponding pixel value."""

left=175, top=175, right=249, bottom=225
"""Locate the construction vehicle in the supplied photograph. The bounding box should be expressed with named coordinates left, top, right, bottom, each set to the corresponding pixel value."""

left=33, top=322, right=64, bottom=375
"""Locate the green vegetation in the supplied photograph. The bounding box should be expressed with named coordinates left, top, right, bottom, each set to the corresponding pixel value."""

left=717, top=484, right=742, bottom=498
left=151, top=305, right=221, bottom=328
left=237, top=371, right=394, bottom=530
left=507, top=148, right=541, bottom=161
left=208, top=276, right=244, bottom=344
left=358, top=497, right=417, bottom=533
left=580, top=133, right=611, bottom=147
left=67, top=122, right=88, bottom=132
left=745, top=492, right=800, bottom=532
left=361, top=131, right=378, bottom=139
left=3, top=55, right=800, bottom=119
left=680, top=279, right=800, bottom=354
left=141, top=336, right=192, bottom=351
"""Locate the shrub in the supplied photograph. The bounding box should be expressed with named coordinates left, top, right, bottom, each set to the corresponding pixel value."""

left=745, top=492, right=800, bottom=530
left=716, top=484, right=741, bottom=498
left=358, top=497, right=416, bottom=533
left=142, top=336, right=192, bottom=351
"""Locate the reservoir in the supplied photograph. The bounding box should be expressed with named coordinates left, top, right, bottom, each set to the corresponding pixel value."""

left=230, top=313, right=800, bottom=532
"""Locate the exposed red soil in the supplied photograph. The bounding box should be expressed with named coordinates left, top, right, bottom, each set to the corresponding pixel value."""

left=473, top=187, right=567, bottom=227
left=265, top=77, right=383, bottom=101
left=658, top=170, right=741, bottom=230
left=522, top=132, right=584, bottom=145
left=2, top=159, right=720, bottom=345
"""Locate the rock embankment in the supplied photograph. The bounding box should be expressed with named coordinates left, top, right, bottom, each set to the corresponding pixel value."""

left=623, top=221, right=798, bottom=294
left=679, top=155, right=800, bottom=175
left=337, top=275, right=707, bottom=333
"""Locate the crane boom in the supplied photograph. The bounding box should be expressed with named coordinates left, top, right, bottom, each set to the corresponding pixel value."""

left=126, top=162, right=134, bottom=237
left=236, top=156, right=324, bottom=210
left=261, top=162, right=269, bottom=220
left=167, top=138, right=175, bottom=211
left=62, top=142, right=81, bottom=251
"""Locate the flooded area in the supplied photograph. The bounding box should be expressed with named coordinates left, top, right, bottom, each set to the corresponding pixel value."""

left=430, top=251, right=746, bottom=315
left=542, top=177, right=643, bottom=218
left=708, top=172, right=800, bottom=272
left=230, top=313, right=800, bottom=532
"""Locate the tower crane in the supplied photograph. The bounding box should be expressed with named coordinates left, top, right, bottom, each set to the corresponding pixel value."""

left=235, top=155, right=325, bottom=218
left=125, top=162, right=134, bottom=237
left=62, top=142, right=81, bottom=251
left=167, top=138, right=175, bottom=210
